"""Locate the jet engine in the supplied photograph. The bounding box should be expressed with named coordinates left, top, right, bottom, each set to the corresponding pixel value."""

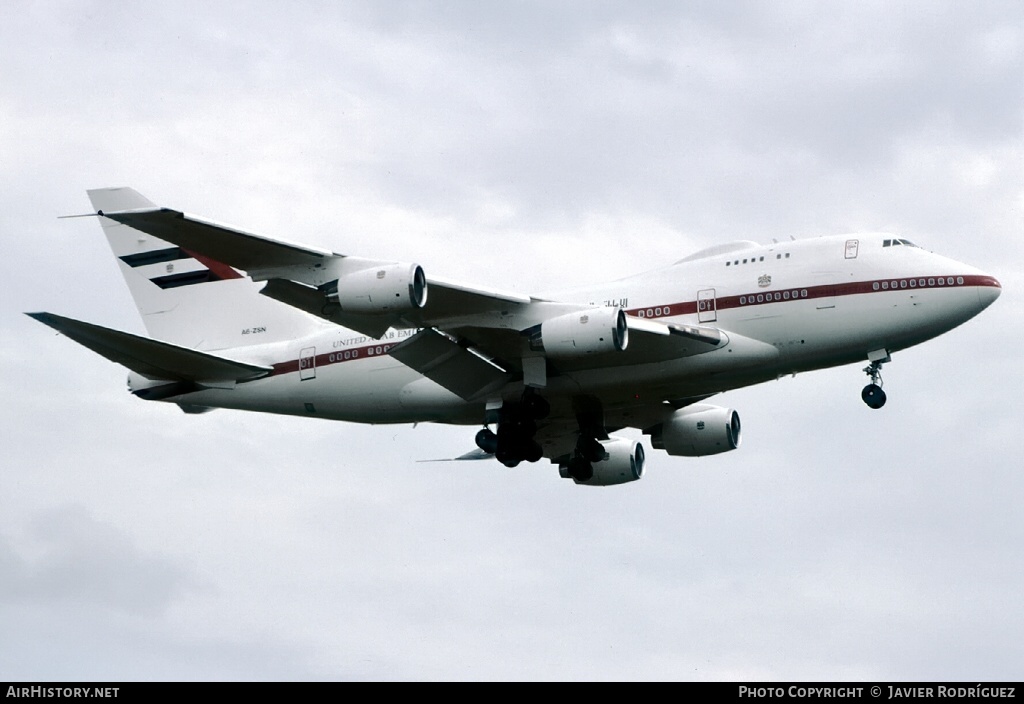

left=327, top=263, right=427, bottom=313
left=649, top=404, right=741, bottom=457
left=559, top=437, right=645, bottom=486
left=539, top=307, right=628, bottom=358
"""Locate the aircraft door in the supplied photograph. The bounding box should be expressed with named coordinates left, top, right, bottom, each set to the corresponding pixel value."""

left=698, top=288, right=717, bottom=323
left=812, top=274, right=837, bottom=310
left=299, top=347, right=316, bottom=380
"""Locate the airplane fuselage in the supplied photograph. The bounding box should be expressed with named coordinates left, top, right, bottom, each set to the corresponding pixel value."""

left=147, top=233, right=1000, bottom=429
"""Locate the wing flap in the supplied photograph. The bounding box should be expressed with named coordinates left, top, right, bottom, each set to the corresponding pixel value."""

left=626, top=316, right=725, bottom=346
left=388, top=328, right=510, bottom=401
left=27, top=312, right=271, bottom=383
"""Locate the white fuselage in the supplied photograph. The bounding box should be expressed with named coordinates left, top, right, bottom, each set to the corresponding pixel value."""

left=148, top=234, right=1000, bottom=427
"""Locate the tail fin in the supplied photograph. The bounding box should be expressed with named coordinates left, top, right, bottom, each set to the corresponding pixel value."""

left=86, top=187, right=327, bottom=351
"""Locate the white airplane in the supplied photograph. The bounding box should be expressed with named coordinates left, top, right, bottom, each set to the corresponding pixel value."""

left=30, top=187, right=1001, bottom=486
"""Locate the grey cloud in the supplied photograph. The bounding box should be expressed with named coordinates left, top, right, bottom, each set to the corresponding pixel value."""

left=1, top=0, right=1020, bottom=682
left=0, top=506, right=201, bottom=617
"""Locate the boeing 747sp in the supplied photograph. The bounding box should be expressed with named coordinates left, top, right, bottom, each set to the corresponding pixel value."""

left=29, top=188, right=1001, bottom=485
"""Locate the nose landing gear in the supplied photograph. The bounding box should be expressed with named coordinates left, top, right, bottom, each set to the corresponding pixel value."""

left=861, top=360, right=887, bottom=409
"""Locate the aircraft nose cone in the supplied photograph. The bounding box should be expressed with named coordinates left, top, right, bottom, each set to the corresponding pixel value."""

left=976, top=275, right=1001, bottom=310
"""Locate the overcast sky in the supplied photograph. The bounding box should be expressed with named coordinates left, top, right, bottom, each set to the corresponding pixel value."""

left=1, top=1, right=1021, bottom=682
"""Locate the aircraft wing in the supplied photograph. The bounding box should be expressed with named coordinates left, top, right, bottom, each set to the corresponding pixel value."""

left=87, top=187, right=542, bottom=338
left=86, top=186, right=341, bottom=271
left=83, top=188, right=772, bottom=400
left=258, top=275, right=539, bottom=340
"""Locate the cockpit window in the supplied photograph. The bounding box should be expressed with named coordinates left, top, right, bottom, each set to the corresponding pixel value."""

left=883, top=238, right=919, bottom=248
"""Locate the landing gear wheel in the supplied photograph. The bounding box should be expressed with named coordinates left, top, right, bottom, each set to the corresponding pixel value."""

left=567, top=456, right=593, bottom=482
left=486, top=394, right=549, bottom=467
left=578, top=436, right=605, bottom=463
left=475, top=428, right=498, bottom=454
left=862, top=383, right=887, bottom=409
left=505, top=417, right=536, bottom=438
left=861, top=358, right=888, bottom=409
left=523, top=440, right=543, bottom=463
left=495, top=449, right=520, bottom=468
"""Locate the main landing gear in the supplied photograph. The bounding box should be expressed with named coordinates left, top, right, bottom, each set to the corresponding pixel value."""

left=861, top=360, right=887, bottom=409
left=563, top=435, right=607, bottom=483
left=475, top=390, right=551, bottom=467
left=562, top=397, right=609, bottom=483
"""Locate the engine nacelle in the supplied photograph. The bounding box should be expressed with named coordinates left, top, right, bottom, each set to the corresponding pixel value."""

left=327, top=263, right=427, bottom=313
left=650, top=404, right=741, bottom=457
left=539, top=307, right=628, bottom=358
left=560, top=437, right=646, bottom=486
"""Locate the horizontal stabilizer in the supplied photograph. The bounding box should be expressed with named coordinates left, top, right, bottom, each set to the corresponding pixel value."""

left=26, top=312, right=272, bottom=383
left=417, top=448, right=495, bottom=463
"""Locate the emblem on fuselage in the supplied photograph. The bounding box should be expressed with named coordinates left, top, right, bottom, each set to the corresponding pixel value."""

left=758, top=274, right=772, bottom=288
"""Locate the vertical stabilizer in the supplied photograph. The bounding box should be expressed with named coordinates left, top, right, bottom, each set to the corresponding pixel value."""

left=87, top=187, right=328, bottom=351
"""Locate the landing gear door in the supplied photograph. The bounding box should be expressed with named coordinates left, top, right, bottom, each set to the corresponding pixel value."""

left=698, top=288, right=717, bottom=323
left=300, top=347, right=316, bottom=381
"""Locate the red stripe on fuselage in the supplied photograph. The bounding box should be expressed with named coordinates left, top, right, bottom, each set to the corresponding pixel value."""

left=267, top=275, right=999, bottom=376
left=271, top=342, right=400, bottom=377
left=628, top=274, right=999, bottom=318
